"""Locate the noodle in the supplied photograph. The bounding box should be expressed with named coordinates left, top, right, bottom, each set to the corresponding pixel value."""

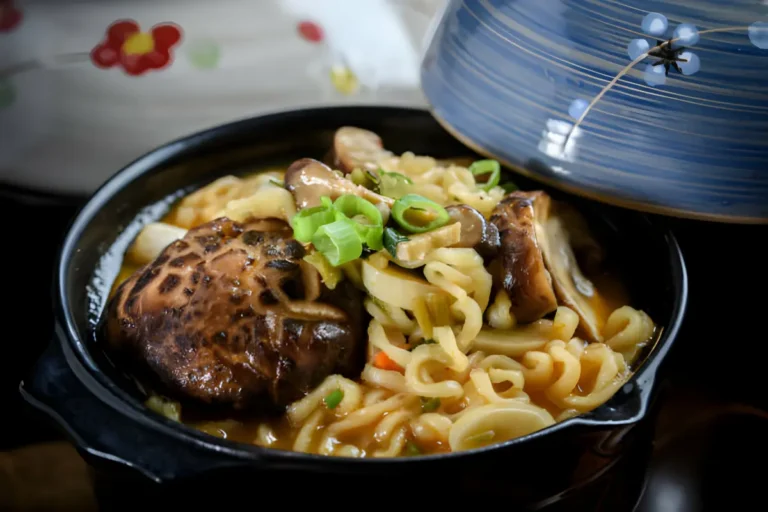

left=122, top=145, right=657, bottom=458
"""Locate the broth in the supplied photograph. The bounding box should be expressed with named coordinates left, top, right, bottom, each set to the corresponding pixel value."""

left=103, top=139, right=656, bottom=458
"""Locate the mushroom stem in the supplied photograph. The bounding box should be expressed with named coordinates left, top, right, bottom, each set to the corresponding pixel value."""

left=284, top=158, right=393, bottom=210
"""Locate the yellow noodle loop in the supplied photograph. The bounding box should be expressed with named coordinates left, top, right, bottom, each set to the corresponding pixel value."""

left=148, top=155, right=657, bottom=458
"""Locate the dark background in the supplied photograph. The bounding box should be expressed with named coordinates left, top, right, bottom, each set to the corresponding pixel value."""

left=1, top=185, right=766, bottom=511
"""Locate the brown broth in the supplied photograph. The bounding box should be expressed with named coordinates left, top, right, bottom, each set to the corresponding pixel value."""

left=184, top=403, right=451, bottom=456
left=109, top=168, right=639, bottom=457
left=175, top=269, right=633, bottom=456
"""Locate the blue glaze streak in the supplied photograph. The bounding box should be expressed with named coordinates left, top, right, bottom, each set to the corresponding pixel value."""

left=420, top=0, right=768, bottom=222
left=749, top=22, right=768, bottom=49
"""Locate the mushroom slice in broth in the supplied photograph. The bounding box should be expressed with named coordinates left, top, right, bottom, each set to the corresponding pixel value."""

left=445, top=204, right=500, bottom=259
left=491, top=191, right=609, bottom=342
left=490, top=191, right=559, bottom=324
left=536, top=208, right=609, bottom=343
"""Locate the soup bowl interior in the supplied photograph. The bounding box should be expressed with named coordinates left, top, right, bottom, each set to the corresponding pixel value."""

left=23, top=106, right=686, bottom=489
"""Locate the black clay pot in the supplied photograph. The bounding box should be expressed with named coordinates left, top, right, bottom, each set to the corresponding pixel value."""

left=20, top=107, right=687, bottom=510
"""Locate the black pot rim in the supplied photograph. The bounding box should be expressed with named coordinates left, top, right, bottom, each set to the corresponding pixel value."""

left=52, top=105, right=689, bottom=468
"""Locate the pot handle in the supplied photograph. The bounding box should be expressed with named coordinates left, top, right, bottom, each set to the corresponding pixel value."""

left=19, top=338, right=248, bottom=483
left=579, top=371, right=662, bottom=426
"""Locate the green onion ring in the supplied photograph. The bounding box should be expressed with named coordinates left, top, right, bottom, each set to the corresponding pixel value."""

left=469, top=159, right=501, bottom=191
left=311, top=217, right=363, bottom=266
left=333, top=194, right=384, bottom=250
left=290, top=196, right=335, bottom=243
left=390, top=194, right=450, bottom=233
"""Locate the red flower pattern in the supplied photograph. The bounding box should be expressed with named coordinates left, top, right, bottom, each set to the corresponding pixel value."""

left=91, top=19, right=182, bottom=76
left=298, top=20, right=324, bottom=43
left=0, top=0, right=22, bottom=32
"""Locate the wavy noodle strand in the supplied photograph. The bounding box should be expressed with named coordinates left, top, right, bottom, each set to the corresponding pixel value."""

left=168, top=161, right=658, bottom=458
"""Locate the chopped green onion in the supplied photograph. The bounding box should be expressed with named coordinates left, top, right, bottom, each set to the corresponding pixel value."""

left=469, top=159, right=501, bottom=191
left=350, top=168, right=374, bottom=188
left=312, top=217, right=363, bottom=267
left=381, top=170, right=413, bottom=184
left=405, top=441, right=422, bottom=456
left=303, top=251, right=342, bottom=289
left=290, top=196, right=335, bottom=243
left=145, top=395, right=181, bottom=422
left=333, top=194, right=384, bottom=251
left=324, top=389, right=344, bottom=409
left=465, top=430, right=495, bottom=445
left=501, top=181, right=519, bottom=193
left=383, top=227, right=409, bottom=258
left=378, top=170, right=413, bottom=199
left=409, top=338, right=437, bottom=351
left=420, top=397, right=441, bottom=413
left=390, top=194, right=450, bottom=233
left=333, top=194, right=377, bottom=219
left=362, top=226, right=384, bottom=250
left=366, top=169, right=381, bottom=186
left=268, top=177, right=285, bottom=187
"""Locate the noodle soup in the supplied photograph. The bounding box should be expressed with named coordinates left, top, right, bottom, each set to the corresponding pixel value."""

left=102, top=127, right=656, bottom=458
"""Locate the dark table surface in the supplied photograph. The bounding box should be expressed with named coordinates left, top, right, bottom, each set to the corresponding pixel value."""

left=1, top=185, right=766, bottom=511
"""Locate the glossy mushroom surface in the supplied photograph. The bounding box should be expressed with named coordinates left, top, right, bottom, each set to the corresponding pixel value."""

left=490, top=191, right=559, bottom=323
left=104, top=217, right=366, bottom=411
left=491, top=190, right=609, bottom=341
left=446, top=204, right=500, bottom=259
left=284, top=158, right=393, bottom=210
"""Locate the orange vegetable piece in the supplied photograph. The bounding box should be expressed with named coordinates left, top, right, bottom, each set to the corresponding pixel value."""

left=373, top=351, right=404, bottom=373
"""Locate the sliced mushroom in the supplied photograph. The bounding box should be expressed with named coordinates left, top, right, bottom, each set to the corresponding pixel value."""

left=552, top=201, right=605, bottom=274
left=491, top=191, right=608, bottom=342
left=284, top=158, right=394, bottom=210
left=446, top=204, right=500, bottom=259
left=331, top=126, right=393, bottom=174
left=536, top=212, right=607, bottom=343
left=490, top=192, right=558, bottom=324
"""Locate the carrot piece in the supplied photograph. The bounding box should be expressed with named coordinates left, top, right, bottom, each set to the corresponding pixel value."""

left=373, top=351, right=404, bottom=372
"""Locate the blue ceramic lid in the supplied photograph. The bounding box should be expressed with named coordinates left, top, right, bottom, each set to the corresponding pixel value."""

left=421, top=0, right=768, bottom=223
